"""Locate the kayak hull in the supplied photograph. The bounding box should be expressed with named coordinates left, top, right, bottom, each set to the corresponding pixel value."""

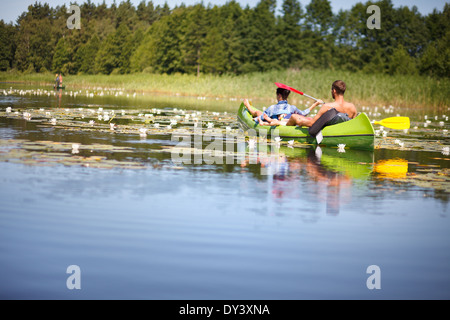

left=237, top=103, right=375, bottom=150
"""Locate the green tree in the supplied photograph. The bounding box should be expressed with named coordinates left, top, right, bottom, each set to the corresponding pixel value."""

left=0, top=20, right=16, bottom=70
left=95, top=23, right=133, bottom=74
left=52, top=37, right=71, bottom=73
left=76, top=35, right=100, bottom=74
left=277, top=0, right=304, bottom=68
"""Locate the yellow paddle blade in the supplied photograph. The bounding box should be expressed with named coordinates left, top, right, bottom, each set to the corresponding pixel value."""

left=373, top=117, right=410, bottom=130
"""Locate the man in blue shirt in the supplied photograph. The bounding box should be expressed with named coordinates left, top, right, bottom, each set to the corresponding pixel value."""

left=243, top=88, right=323, bottom=126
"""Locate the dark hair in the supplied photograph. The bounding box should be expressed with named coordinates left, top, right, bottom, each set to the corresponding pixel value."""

left=276, top=88, right=290, bottom=100
left=332, top=80, right=346, bottom=95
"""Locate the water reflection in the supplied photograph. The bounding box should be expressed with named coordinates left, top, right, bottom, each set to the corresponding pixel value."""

left=374, top=158, right=408, bottom=179
left=240, top=145, right=374, bottom=216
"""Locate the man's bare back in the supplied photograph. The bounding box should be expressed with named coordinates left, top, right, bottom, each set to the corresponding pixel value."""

left=322, top=100, right=356, bottom=119
left=286, top=80, right=356, bottom=127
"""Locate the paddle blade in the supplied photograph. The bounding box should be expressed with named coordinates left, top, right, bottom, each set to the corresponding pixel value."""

left=274, top=82, right=303, bottom=95
left=373, top=117, right=410, bottom=130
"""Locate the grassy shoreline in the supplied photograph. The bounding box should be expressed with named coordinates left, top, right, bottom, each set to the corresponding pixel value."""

left=1, top=70, right=448, bottom=109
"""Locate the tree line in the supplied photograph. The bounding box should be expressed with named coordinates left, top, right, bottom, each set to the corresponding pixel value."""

left=0, top=0, right=448, bottom=77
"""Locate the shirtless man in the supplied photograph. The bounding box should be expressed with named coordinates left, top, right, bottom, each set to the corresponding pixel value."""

left=286, top=80, right=356, bottom=127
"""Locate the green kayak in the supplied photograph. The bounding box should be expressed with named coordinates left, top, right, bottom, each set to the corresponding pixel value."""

left=237, top=102, right=375, bottom=150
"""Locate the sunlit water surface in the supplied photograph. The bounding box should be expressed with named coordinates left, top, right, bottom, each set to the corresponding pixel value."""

left=0, top=84, right=449, bottom=299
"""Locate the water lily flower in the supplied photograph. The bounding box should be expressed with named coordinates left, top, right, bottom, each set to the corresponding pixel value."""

left=170, top=119, right=177, bottom=126
left=50, top=118, right=57, bottom=125
left=442, top=147, right=449, bottom=156
left=72, top=143, right=80, bottom=154
left=439, top=121, right=444, bottom=126
left=288, top=140, right=294, bottom=146
left=139, top=128, right=147, bottom=137
left=444, top=129, right=448, bottom=134
left=110, top=123, right=115, bottom=130
left=154, top=123, right=160, bottom=128
left=207, top=122, right=214, bottom=129
left=103, top=115, right=110, bottom=122
left=225, top=126, right=232, bottom=133
left=274, top=137, right=281, bottom=143
left=337, top=144, right=346, bottom=152
left=167, top=125, right=172, bottom=130
left=248, top=138, right=257, bottom=150
left=6, top=107, right=11, bottom=113
left=398, top=142, right=404, bottom=148
left=89, top=120, right=95, bottom=126
left=394, top=139, right=400, bottom=144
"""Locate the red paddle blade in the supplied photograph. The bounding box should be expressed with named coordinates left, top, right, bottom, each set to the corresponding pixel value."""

left=274, top=82, right=304, bottom=95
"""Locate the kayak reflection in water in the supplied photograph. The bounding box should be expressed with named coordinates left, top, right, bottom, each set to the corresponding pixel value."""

left=243, top=87, right=323, bottom=126
left=240, top=147, right=352, bottom=216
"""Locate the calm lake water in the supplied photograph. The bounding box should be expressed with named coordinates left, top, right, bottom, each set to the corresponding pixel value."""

left=0, top=83, right=449, bottom=300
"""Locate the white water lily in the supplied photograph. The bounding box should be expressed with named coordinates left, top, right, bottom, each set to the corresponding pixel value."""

left=50, top=118, right=57, bottom=125
left=170, top=119, right=177, bottom=126
left=439, top=121, right=444, bottom=126
left=167, top=125, right=172, bottom=130
left=398, top=142, right=404, bottom=148
left=6, top=107, right=11, bottom=113
left=274, top=137, right=282, bottom=143
left=394, top=139, right=400, bottom=144
left=288, top=140, right=294, bottom=146
left=337, top=144, right=346, bottom=152
left=72, top=143, right=80, bottom=154
left=139, top=128, right=147, bottom=138
left=89, top=120, right=95, bottom=126
left=225, top=126, right=232, bottom=133
left=248, top=138, right=257, bottom=149
left=103, top=115, right=110, bottom=122
left=442, top=147, right=450, bottom=156
left=110, top=123, right=115, bottom=130
left=444, top=129, right=448, bottom=134
left=207, top=122, right=214, bottom=129
left=154, top=123, right=160, bottom=128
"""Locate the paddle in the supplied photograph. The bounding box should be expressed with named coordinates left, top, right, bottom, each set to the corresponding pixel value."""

left=275, top=82, right=320, bottom=102
left=373, top=117, right=410, bottom=130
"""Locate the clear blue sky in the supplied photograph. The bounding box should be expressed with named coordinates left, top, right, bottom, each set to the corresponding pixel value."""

left=1, top=0, right=447, bottom=24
